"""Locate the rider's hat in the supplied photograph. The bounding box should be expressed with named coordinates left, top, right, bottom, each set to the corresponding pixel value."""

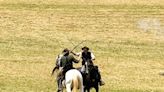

left=82, top=46, right=89, bottom=50
left=62, top=48, right=69, bottom=53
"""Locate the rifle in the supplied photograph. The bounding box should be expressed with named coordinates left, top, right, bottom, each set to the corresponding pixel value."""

left=51, top=55, right=60, bottom=76
left=51, top=66, right=59, bottom=76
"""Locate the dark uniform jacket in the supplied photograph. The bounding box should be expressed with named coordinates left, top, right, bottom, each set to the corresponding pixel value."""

left=82, top=52, right=93, bottom=65
left=60, top=55, right=78, bottom=74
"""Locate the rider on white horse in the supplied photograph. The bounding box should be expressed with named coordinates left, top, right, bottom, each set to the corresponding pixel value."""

left=71, top=46, right=105, bottom=86
left=57, top=48, right=79, bottom=92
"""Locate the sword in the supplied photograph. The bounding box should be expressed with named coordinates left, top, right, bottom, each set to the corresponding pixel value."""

left=70, top=40, right=86, bottom=52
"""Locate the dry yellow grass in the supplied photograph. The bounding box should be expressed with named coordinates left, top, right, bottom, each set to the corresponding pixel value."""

left=0, top=0, right=164, bottom=5
left=0, top=0, right=164, bottom=92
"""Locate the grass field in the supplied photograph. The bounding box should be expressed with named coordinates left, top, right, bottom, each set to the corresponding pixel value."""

left=0, top=0, right=164, bottom=92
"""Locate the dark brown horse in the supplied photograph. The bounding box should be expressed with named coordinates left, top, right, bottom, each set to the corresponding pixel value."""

left=83, top=65, right=99, bottom=92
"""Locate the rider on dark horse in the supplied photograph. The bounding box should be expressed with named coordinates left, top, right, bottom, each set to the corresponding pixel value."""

left=71, top=46, right=105, bottom=86
left=54, top=48, right=79, bottom=92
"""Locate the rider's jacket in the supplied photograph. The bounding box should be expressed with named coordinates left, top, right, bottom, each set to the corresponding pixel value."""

left=82, top=52, right=92, bottom=61
left=55, top=54, right=63, bottom=68
left=76, top=51, right=95, bottom=60
left=60, top=55, right=79, bottom=74
left=75, top=51, right=95, bottom=65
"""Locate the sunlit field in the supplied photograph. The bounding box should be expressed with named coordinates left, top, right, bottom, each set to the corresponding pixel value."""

left=0, top=0, right=164, bottom=92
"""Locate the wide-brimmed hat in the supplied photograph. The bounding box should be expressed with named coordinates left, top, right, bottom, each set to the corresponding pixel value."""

left=82, top=46, right=89, bottom=50
left=62, top=48, right=69, bottom=53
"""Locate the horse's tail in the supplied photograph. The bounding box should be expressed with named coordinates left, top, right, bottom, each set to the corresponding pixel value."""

left=72, top=76, right=78, bottom=92
left=72, top=72, right=84, bottom=92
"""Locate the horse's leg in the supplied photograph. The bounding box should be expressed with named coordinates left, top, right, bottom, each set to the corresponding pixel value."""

left=65, top=78, right=72, bottom=92
left=66, top=82, right=71, bottom=92
left=57, top=77, right=63, bottom=92
left=84, top=87, right=87, bottom=92
left=95, top=85, right=99, bottom=92
left=78, top=77, right=84, bottom=92
left=87, top=88, right=90, bottom=92
left=80, top=85, right=84, bottom=92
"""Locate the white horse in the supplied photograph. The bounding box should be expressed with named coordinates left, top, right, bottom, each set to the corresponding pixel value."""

left=65, top=69, right=84, bottom=92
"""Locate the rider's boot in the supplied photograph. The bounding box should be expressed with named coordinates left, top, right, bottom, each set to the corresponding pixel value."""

left=95, top=66, right=105, bottom=86
left=99, top=79, right=105, bottom=86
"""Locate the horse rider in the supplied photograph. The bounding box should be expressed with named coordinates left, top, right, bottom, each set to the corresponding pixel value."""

left=56, top=48, right=79, bottom=92
left=51, top=54, right=62, bottom=76
left=71, top=46, right=105, bottom=86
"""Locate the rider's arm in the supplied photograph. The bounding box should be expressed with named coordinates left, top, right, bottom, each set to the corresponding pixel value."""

left=71, top=51, right=80, bottom=56
left=71, top=52, right=81, bottom=61
left=91, top=52, right=95, bottom=60
left=55, top=54, right=62, bottom=67
left=71, top=55, right=79, bottom=63
left=55, top=55, right=59, bottom=67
